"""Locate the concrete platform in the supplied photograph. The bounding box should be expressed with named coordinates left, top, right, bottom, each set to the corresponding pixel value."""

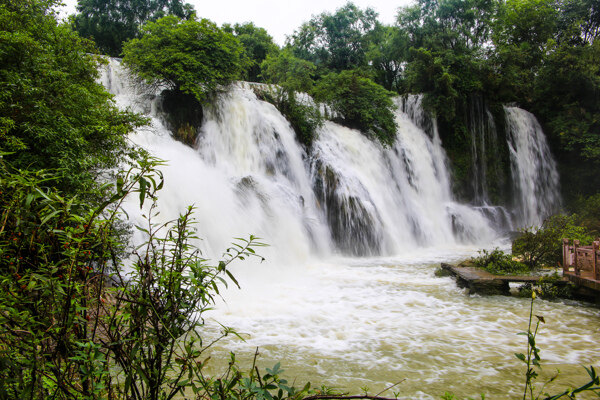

left=440, top=263, right=569, bottom=296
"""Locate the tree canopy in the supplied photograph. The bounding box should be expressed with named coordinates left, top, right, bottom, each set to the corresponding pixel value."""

left=223, top=22, right=279, bottom=82
left=73, top=0, right=195, bottom=56
left=287, top=2, right=379, bottom=72
left=313, top=70, right=397, bottom=147
left=260, top=49, right=316, bottom=93
left=122, top=16, right=247, bottom=103
left=0, top=0, right=144, bottom=194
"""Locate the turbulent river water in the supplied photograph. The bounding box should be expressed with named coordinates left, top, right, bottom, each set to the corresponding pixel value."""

left=100, top=59, right=599, bottom=399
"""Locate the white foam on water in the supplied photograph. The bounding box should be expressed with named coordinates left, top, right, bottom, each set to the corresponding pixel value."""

left=98, top=59, right=598, bottom=400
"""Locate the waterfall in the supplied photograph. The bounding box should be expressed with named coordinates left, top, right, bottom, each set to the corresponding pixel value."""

left=310, top=95, right=497, bottom=255
left=505, top=106, right=561, bottom=227
left=99, top=59, right=500, bottom=259
left=468, top=97, right=504, bottom=205
left=464, top=100, right=560, bottom=230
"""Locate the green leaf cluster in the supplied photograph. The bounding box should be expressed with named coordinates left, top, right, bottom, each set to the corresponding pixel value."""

left=287, top=2, right=379, bottom=72
left=122, top=15, right=247, bottom=104
left=313, top=70, right=397, bottom=147
left=72, top=0, right=195, bottom=56
left=512, top=214, right=594, bottom=269
left=471, top=248, right=530, bottom=275
left=261, top=50, right=317, bottom=94
left=224, top=22, right=279, bottom=83
left=0, top=0, right=145, bottom=195
left=254, top=86, right=323, bottom=148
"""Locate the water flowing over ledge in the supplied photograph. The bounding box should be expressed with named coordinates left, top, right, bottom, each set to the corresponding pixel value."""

left=98, top=58, right=599, bottom=400
left=98, top=59, right=562, bottom=260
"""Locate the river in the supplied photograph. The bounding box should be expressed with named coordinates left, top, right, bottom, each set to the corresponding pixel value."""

left=99, top=58, right=599, bottom=400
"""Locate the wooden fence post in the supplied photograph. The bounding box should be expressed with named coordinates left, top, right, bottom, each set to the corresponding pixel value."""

left=562, top=238, right=569, bottom=274
left=574, top=240, right=580, bottom=276
left=593, top=241, right=599, bottom=280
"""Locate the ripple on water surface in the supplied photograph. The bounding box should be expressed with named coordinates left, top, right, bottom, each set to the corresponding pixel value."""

left=206, top=248, right=600, bottom=399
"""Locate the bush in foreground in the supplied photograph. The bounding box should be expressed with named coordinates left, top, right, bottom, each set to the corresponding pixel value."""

left=512, top=215, right=594, bottom=269
left=471, top=248, right=530, bottom=275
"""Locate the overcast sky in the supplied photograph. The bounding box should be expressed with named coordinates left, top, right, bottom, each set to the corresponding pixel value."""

left=60, top=0, right=415, bottom=45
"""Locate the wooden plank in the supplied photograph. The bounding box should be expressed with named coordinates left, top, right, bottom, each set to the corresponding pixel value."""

left=562, top=238, right=569, bottom=274
left=574, top=240, right=580, bottom=275
left=440, top=263, right=568, bottom=296
left=565, top=273, right=600, bottom=292
left=594, top=241, right=599, bottom=280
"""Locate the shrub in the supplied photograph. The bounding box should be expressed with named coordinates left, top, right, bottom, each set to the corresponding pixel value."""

left=254, top=87, right=322, bottom=147
left=0, top=156, right=163, bottom=398
left=512, top=214, right=594, bottom=269
left=0, top=157, right=273, bottom=399
left=471, top=248, right=530, bottom=275
left=260, top=50, right=317, bottom=93
left=517, top=273, right=574, bottom=300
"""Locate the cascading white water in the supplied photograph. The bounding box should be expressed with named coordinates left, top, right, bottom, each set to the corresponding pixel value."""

left=469, top=97, right=500, bottom=205
left=100, top=59, right=498, bottom=258
left=505, top=106, right=561, bottom=226
left=97, top=59, right=600, bottom=400
left=99, top=59, right=329, bottom=265
left=311, top=95, right=497, bottom=255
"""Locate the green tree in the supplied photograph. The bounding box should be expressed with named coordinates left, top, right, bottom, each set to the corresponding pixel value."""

left=397, top=0, right=496, bottom=117
left=0, top=0, right=145, bottom=194
left=72, top=0, right=195, bottom=56
left=261, top=49, right=317, bottom=93
left=122, top=16, right=247, bottom=104
left=512, top=214, right=593, bottom=269
left=313, top=70, right=397, bottom=146
left=224, top=22, right=279, bottom=82
left=259, top=50, right=322, bottom=147
left=288, top=2, right=379, bottom=72
left=366, top=25, right=410, bottom=91
left=492, top=0, right=558, bottom=103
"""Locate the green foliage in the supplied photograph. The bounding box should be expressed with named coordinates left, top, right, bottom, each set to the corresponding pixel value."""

left=288, top=2, right=379, bottom=72
left=105, top=208, right=267, bottom=400
left=122, top=16, right=247, bottom=104
left=261, top=49, right=317, bottom=93
left=574, top=193, right=600, bottom=235
left=258, top=50, right=323, bottom=146
left=398, top=0, right=496, bottom=119
left=72, top=0, right=195, bottom=56
left=0, top=0, right=145, bottom=194
left=366, top=25, right=409, bottom=91
left=224, top=22, right=280, bottom=82
left=0, top=155, right=164, bottom=398
left=313, top=70, right=397, bottom=146
left=517, top=274, right=574, bottom=300
left=405, top=48, right=459, bottom=121
left=512, top=215, right=594, bottom=269
left=0, top=155, right=299, bottom=400
left=254, top=87, right=323, bottom=148
left=471, top=248, right=530, bottom=275
left=492, top=0, right=600, bottom=176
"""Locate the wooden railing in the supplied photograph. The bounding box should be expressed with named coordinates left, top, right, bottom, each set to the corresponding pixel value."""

left=562, top=238, right=600, bottom=281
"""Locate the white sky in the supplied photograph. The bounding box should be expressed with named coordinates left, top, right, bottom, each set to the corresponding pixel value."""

left=59, top=0, right=415, bottom=45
